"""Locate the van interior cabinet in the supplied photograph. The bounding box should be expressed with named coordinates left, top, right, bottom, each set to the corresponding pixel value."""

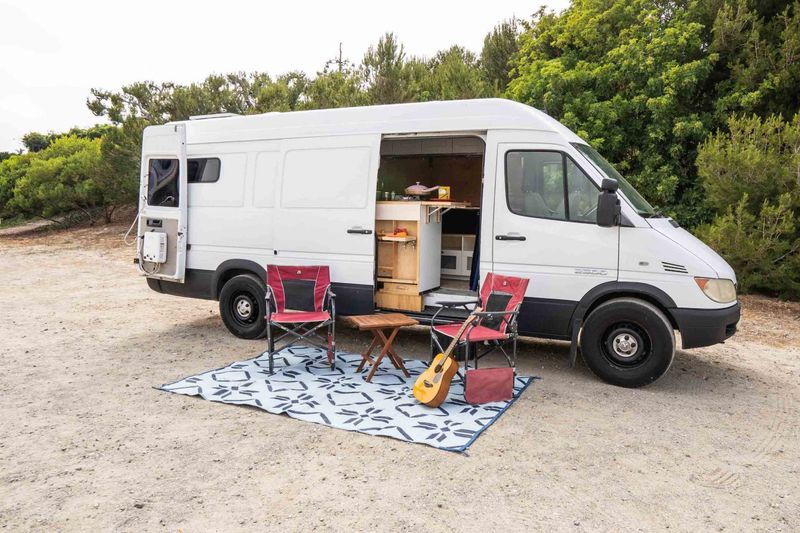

left=441, top=233, right=476, bottom=279
left=375, top=201, right=467, bottom=312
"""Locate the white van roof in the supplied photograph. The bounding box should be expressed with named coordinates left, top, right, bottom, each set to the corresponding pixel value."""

left=159, top=98, right=586, bottom=145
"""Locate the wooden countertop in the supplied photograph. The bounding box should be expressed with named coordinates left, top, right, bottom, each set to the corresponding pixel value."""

left=376, top=200, right=471, bottom=207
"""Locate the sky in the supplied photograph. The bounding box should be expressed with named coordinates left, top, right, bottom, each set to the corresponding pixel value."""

left=0, top=0, right=569, bottom=152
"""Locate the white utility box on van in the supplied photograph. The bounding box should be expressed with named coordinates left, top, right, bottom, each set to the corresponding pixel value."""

left=142, top=232, right=167, bottom=263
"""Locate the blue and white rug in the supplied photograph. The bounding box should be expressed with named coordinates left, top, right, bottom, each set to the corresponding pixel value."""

left=160, top=346, right=533, bottom=452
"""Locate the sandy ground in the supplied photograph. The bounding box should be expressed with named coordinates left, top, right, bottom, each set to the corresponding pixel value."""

left=1, top=224, right=799, bottom=532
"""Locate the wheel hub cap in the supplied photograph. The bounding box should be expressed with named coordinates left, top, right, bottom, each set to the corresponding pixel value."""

left=236, top=298, right=252, bottom=319
left=612, top=333, right=638, bottom=358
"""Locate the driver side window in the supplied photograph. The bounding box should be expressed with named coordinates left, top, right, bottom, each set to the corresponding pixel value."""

left=506, top=151, right=566, bottom=221
left=505, top=150, right=598, bottom=223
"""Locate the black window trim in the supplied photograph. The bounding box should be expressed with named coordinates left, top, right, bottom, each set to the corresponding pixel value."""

left=187, top=157, right=221, bottom=184
left=504, top=148, right=600, bottom=225
left=146, top=157, right=180, bottom=208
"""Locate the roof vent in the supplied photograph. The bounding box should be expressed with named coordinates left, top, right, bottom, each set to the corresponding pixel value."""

left=662, top=261, right=688, bottom=274
left=189, top=113, right=241, bottom=120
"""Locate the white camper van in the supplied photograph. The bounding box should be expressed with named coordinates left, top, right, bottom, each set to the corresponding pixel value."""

left=136, top=99, right=740, bottom=387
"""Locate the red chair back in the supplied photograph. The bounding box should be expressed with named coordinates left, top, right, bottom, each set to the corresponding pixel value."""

left=479, top=273, right=529, bottom=333
left=267, top=265, right=331, bottom=313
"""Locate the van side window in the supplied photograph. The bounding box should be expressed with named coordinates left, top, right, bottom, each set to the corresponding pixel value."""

left=505, top=151, right=566, bottom=220
left=506, top=150, right=599, bottom=223
left=187, top=158, right=221, bottom=183
left=147, top=158, right=179, bottom=207
left=566, top=158, right=599, bottom=223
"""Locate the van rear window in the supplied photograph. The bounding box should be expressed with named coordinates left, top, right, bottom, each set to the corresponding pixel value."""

left=147, top=158, right=179, bottom=207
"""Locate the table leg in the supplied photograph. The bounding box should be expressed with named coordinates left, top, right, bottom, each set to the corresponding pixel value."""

left=375, top=329, right=403, bottom=370
left=365, top=327, right=400, bottom=382
left=374, top=328, right=411, bottom=378
left=383, top=340, right=410, bottom=378
left=356, top=334, right=379, bottom=373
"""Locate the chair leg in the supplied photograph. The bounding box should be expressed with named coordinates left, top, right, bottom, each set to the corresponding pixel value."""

left=512, top=335, right=518, bottom=373
left=328, top=320, right=336, bottom=369
left=267, top=324, right=275, bottom=375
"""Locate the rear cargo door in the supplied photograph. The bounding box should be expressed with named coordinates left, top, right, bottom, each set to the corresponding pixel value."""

left=273, top=135, right=380, bottom=305
left=138, top=124, right=188, bottom=282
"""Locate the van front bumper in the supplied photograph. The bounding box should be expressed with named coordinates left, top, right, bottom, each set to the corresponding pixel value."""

left=671, top=302, right=741, bottom=349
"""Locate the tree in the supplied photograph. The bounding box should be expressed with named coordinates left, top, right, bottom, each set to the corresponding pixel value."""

left=696, top=113, right=800, bottom=298
left=423, top=46, right=490, bottom=100
left=696, top=194, right=799, bottom=297
left=255, top=72, right=309, bottom=112
left=11, top=136, right=105, bottom=222
left=481, top=18, right=520, bottom=94
left=0, top=152, right=33, bottom=217
left=508, top=0, right=719, bottom=225
left=22, top=132, right=50, bottom=153
left=363, top=33, right=413, bottom=104
left=710, top=1, right=800, bottom=120
left=698, top=114, right=800, bottom=213
left=304, top=59, right=367, bottom=109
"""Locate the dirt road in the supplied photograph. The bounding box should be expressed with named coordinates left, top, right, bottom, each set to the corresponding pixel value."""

left=1, top=225, right=798, bottom=532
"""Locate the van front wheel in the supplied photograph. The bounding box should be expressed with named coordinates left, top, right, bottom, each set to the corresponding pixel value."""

left=219, top=274, right=268, bottom=339
left=580, top=298, right=675, bottom=387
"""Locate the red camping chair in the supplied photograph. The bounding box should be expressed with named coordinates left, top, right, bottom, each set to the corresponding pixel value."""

left=265, top=265, right=336, bottom=374
left=430, top=273, right=529, bottom=371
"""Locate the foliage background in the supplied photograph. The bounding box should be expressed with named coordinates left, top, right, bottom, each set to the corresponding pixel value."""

left=1, top=0, right=798, bottom=297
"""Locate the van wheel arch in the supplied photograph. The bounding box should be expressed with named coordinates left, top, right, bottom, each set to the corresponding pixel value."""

left=568, top=282, right=679, bottom=368
left=212, top=260, right=266, bottom=300
left=572, top=282, right=678, bottom=330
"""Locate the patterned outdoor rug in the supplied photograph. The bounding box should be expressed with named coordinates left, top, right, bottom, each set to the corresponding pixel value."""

left=160, top=346, right=534, bottom=452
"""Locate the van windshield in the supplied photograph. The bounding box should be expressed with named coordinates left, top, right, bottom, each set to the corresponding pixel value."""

left=571, top=143, right=657, bottom=217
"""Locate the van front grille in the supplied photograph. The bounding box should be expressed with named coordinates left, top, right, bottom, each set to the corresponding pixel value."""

left=662, top=261, right=688, bottom=274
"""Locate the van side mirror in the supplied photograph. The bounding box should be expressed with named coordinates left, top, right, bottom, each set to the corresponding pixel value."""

left=601, top=178, right=618, bottom=192
left=597, top=179, right=621, bottom=227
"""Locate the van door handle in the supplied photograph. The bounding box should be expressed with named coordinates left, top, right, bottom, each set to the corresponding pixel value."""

left=496, top=234, right=526, bottom=241
left=347, top=228, right=373, bottom=235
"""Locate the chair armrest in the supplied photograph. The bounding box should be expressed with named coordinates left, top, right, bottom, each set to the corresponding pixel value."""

left=473, top=309, right=521, bottom=332
left=434, top=298, right=480, bottom=308
left=264, top=285, right=274, bottom=319
left=325, top=287, right=336, bottom=318
left=473, top=309, right=519, bottom=318
left=430, top=298, right=479, bottom=328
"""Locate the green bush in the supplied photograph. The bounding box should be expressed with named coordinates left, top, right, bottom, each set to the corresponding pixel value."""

left=696, top=114, right=800, bottom=298
left=696, top=194, right=799, bottom=297
left=4, top=133, right=137, bottom=224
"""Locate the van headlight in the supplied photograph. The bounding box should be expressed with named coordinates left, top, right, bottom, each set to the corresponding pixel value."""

left=694, top=277, right=737, bottom=303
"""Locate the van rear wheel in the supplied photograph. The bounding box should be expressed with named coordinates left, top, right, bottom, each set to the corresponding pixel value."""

left=219, top=274, right=268, bottom=339
left=580, top=298, right=675, bottom=387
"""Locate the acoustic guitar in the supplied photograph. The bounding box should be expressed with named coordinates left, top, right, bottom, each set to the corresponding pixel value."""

left=413, top=308, right=482, bottom=407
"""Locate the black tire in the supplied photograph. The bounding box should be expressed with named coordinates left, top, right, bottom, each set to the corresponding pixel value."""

left=580, top=298, right=675, bottom=387
left=219, top=274, right=268, bottom=340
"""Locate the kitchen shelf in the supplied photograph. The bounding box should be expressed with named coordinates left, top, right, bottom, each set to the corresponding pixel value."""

left=378, top=235, right=417, bottom=243
left=377, top=277, right=416, bottom=284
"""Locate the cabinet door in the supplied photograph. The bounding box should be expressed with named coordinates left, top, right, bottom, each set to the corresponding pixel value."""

left=441, top=250, right=461, bottom=276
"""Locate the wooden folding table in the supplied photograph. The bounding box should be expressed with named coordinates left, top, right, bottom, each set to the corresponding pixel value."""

left=346, top=313, right=418, bottom=382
